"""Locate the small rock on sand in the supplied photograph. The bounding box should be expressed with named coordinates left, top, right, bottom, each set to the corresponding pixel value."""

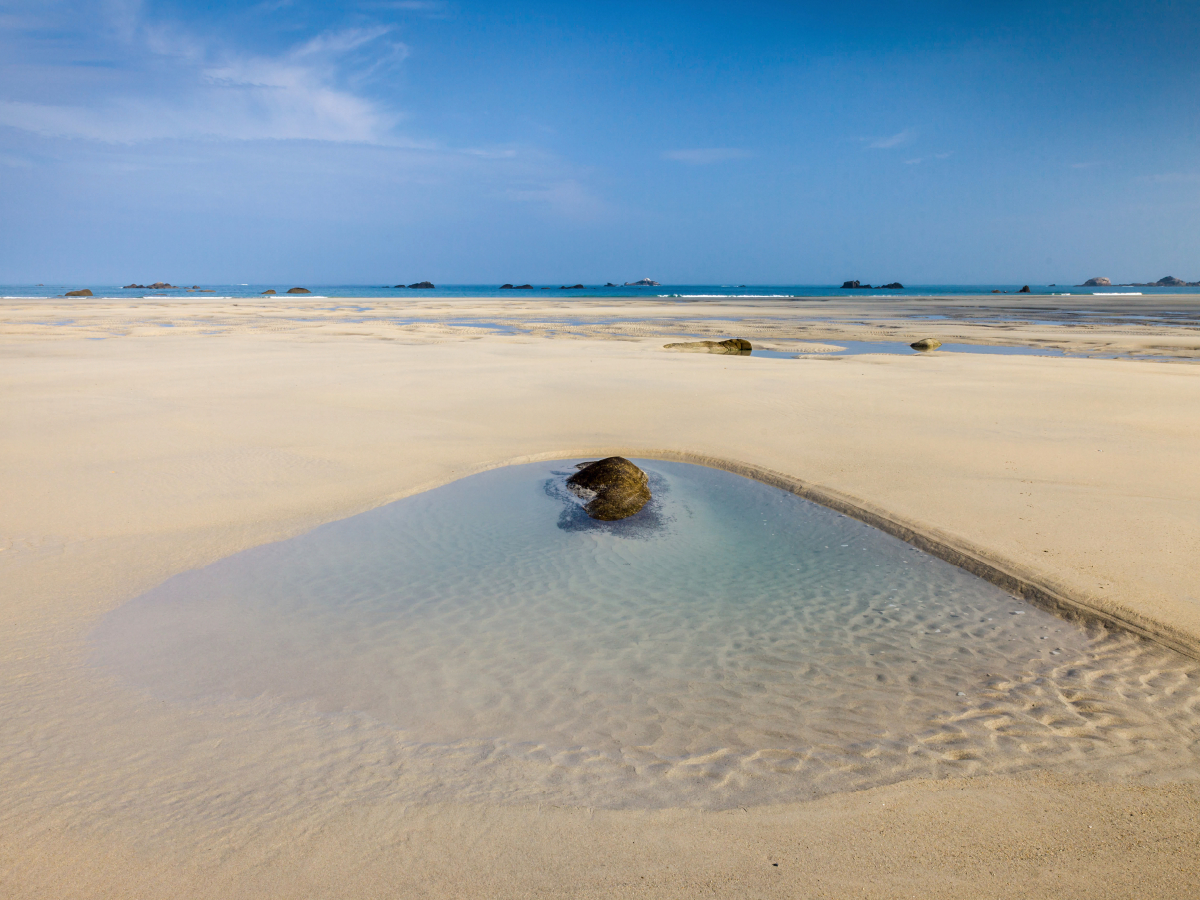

left=663, top=338, right=752, bottom=354
left=910, top=338, right=942, bottom=351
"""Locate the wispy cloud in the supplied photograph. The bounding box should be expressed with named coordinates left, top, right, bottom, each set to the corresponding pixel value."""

left=662, top=148, right=751, bottom=164
left=0, top=13, right=403, bottom=143
left=868, top=128, right=915, bottom=149
left=904, top=151, right=952, bottom=165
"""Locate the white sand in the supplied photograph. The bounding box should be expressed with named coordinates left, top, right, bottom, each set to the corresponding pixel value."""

left=2, top=295, right=1199, bottom=897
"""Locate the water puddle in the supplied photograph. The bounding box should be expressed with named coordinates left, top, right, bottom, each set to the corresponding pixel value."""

left=90, top=460, right=1200, bottom=808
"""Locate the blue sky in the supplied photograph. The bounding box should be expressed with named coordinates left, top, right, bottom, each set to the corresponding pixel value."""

left=1, top=0, right=1197, bottom=284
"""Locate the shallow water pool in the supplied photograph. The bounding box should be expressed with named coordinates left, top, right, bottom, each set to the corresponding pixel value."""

left=90, top=460, right=1200, bottom=808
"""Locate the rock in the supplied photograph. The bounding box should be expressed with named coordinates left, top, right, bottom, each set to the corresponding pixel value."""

left=499, top=283, right=534, bottom=289
left=841, top=280, right=860, bottom=288
left=64, top=289, right=93, bottom=297
left=559, top=284, right=585, bottom=289
left=287, top=287, right=311, bottom=293
left=605, top=282, right=618, bottom=287
left=910, top=338, right=942, bottom=351
left=148, top=282, right=176, bottom=289
left=1019, top=285, right=1031, bottom=292
left=261, top=289, right=276, bottom=294
left=663, top=338, right=752, bottom=354
left=1082, top=277, right=1111, bottom=286
left=123, top=284, right=145, bottom=289
left=1155, top=276, right=1186, bottom=286
left=408, top=281, right=435, bottom=289
left=881, top=282, right=904, bottom=289
left=567, top=457, right=652, bottom=521
left=624, top=278, right=660, bottom=286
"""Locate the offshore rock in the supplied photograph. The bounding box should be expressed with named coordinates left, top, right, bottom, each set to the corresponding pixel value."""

left=408, top=281, right=435, bottom=289
left=560, top=284, right=585, bottom=289
left=841, top=280, right=860, bottom=288
left=910, top=338, right=942, bottom=351
left=1082, top=277, right=1111, bottom=286
left=287, top=287, right=311, bottom=293
left=881, top=282, right=904, bottom=289
left=261, top=289, right=277, bottom=294
left=1019, top=285, right=1031, bottom=292
left=123, top=284, right=145, bottom=289
left=148, top=282, right=176, bottom=289
left=624, top=278, right=660, bottom=286
left=663, top=338, right=752, bottom=354
left=500, top=283, right=534, bottom=289
left=1156, top=276, right=1186, bottom=286
left=65, top=289, right=93, bottom=297
left=567, top=457, right=652, bottom=521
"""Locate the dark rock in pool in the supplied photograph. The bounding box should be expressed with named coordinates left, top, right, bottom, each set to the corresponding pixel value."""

left=1019, top=285, right=1031, bottom=292
left=65, top=289, right=93, bottom=297
left=1081, top=277, right=1111, bottom=287
left=910, top=338, right=942, bottom=351
left=261, top=289, right=277, bottom=295
left=567, top=457, right=652, bottom=521
left=881, top=282, right=904, bottom=289
left=663, top=338, right=752, bottom=354
left=287, top=287, right=311, bottom=293
left=408, top=281, right=435, bottom=289
left=560, top=284, right=585, bottom=289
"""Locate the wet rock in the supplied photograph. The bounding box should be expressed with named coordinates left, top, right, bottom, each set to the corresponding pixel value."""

left=408, top=281, right=435, bottom=289
left=287, top=287, right=311, bottom=293
left=567, top=457, right=652, bottom=521
left=1019, top=285, right=1031, bottom=292
left=624, top=278, right=660, bottom=286
left=261, top=289, right=276, bottom=294
left=910, top=338, right=942, bottom=351
left=663, top=338, right=752, bottom=354
left=1082, top=277, right=1111, bottom=286
left=64, top=289, right=93, bottom=297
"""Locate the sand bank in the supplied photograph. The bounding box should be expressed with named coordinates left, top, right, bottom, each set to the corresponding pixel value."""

left=2, top=297, right=1199, bottom=896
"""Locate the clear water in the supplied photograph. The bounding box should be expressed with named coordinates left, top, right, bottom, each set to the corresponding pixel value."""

left=7, top=283, right=1200, bottom=300
left=90, top=460, right=1200, bottom=809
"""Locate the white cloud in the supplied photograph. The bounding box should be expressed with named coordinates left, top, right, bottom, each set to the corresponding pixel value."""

left=868, top=128, right=915, bottom=149
left=0, top=20, right=400, bottom=143
left=662, top=148, right=751, bottom=164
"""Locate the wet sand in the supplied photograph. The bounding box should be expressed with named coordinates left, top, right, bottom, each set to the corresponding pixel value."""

left=2, top=294, right=1199, bottom=897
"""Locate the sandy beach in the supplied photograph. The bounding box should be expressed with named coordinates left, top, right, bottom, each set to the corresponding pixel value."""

left=3, top=294, right=1199, bottom=897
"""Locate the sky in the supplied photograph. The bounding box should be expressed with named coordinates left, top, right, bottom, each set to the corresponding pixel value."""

left=0, top=0, right=1198, bottom=284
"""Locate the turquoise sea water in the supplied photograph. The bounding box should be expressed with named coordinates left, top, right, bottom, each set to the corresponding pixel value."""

left=90, top=461, right=1200, bottom=808
left=7, top=283, right=1200, bottom=300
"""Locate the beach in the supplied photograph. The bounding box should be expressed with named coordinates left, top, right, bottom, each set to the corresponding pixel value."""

left=3, top=294, right=1199, bottom=897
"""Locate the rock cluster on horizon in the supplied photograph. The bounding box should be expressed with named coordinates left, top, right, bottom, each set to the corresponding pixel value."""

left=566, top=457, right=652, bottom=521
left=499, top=283, right=534, bottom=289
left=841, top=281, right=904, bottom=289
left=394, top=282, right=435, bottom=289
left=624, top=278, right=660, bottom=286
